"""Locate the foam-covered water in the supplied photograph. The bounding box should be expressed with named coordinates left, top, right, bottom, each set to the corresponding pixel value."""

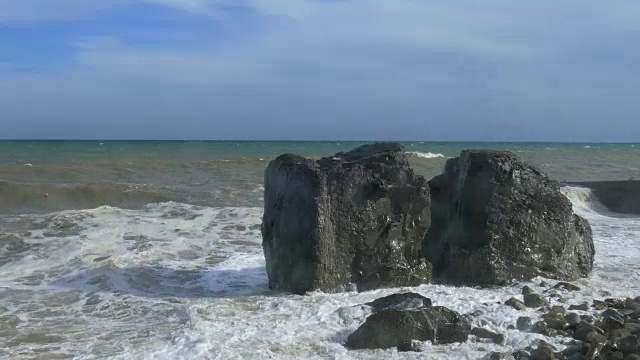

left=1, top=187, right=639, bottom=359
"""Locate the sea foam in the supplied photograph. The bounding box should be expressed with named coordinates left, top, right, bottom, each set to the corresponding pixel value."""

left=0, top=189, right=639, bottom=359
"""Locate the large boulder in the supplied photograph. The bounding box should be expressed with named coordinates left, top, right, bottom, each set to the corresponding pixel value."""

left=261, top=143, right=432, bottom=294
left=424, top=150, right=595, bottom=286
left=345, top=306, right=471, bottom=351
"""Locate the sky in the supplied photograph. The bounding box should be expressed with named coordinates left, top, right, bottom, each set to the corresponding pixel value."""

left=0, top=1, right=639, bottom=141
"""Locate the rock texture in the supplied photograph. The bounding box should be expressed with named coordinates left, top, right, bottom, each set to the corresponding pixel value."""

left=345, top=306, right=471, bottom=351
left=261, top=143, right=432, bottom=294
left=424, top=150, right=595, bottom=286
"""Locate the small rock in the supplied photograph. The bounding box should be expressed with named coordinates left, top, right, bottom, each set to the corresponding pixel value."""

left=531, top=321, right=553, bottom=335
left=573, top=322, right=605, bottom=341
left=543, top=312, right=567, bottom=330
left=593, top=300, right=608, bottom=310
left=554, top=282, right=581, bottom=291
left=585, top=342, right=604, bottom=359
left=624, top=354, right=640, bottom=360
left=625, top=322, right=640, bottom=335
left=585, top=330, right=607, bottom=345
left=608, top=351, right=625, bottom=360
left=517, top=317, right=533, bottom=331
left=539, top=281, right=551, bottom=287
left=529, top=344, right=556, bottom=360
left=550, top=305, right=566, bottom=314
left=567, top=353, right=585, bottom=360
left=562, top=344, right=583, bottom=358
left=635, top=296, right=640, bottom=303
left=471, top=327, right=505, bottom=344
left=570, top=303, right=590, bottom=311
left=602, top=309, right=626, bottom=331
left=598, top=290, right=612, bottom=297
left=484, top=352, right=516, bottom=360
left=366, top=292, right=432, bottom=313
left=512, top=350, right=531, bottom=360
left=566, top=313, right=582, bottom=328
left=606, top=298, right=627, bottom=309
left=625, top=298, right=639, bottom=311
left=506, top=298, right=527, bottom=311
left=522, top=286, right=535, bottom=295
left=615, top=335, right=639, bottom=355
left=524, top=293, right=548, bottom=308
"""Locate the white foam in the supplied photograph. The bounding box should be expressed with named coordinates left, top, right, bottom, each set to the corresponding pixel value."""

left=1, top=196, right=640, bottom=359
left=406, top=151, right=447, bottom=159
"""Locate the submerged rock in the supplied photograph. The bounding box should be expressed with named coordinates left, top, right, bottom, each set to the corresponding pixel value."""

left=345, top=306, right=471, bottom=351
left=424, top=150, right=595, bottom=286
left=506, top=297, right=527, bottom=311
left=262, top=143, right=432, bottom=294
left=524, top=293, right=548, bottom=308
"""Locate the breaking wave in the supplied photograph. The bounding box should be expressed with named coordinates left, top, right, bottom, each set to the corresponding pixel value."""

left=405, top=151, right=447, bottom=159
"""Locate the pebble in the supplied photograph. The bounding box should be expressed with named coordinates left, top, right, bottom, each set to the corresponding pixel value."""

left=524, top=293, right=548, bottom=308
left=506, top=297, right=527, bottom=311
left=569, top=303, right=590, bottom=311
left=554, top=282, right=581, bottom=291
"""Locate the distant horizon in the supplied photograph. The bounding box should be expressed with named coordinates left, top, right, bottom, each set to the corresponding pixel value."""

left=1, top=139, right=638, bottom=145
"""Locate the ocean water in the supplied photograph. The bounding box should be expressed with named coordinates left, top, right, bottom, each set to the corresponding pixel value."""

left=1, top=141, right=639, bottom=359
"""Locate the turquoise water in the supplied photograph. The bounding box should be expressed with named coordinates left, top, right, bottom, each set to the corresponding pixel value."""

left=1, top=141, right=639, bottom=214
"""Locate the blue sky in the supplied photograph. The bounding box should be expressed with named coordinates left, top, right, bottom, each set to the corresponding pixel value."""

left=1, top=1, right=639, bottom=141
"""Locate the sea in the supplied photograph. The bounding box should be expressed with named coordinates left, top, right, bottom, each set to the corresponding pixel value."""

left=1, top=140, right=639, bottom=360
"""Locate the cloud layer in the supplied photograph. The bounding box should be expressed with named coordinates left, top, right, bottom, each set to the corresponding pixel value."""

left=1, top=1, right=639, bottom=140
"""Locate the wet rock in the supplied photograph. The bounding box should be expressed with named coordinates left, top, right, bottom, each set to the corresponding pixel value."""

left=606, top=299, right=627, bottom=310
left=543, top=311, right=567, bottom=330
left=585, top=342, right=605, bottom=359
left=574, top=322, right=605, bottom=341
left=424, top=150, right=595, bottom=286
left=507, top=298, right=527, bottom=311
left=471, top=327, right=505, bottom=344
left=512, top=350, right=532, bottom=360
left=531, top=320, right=552, bottom=335
left=262, top=143, right=432, bottom=294
left=625, top=323, right=640, bottom=336
left=625, top=354, right=640, bottom=360
left=525, top=293, right=548, bottom=308
left=529, top=344, right=556, bottom=360
left=345, top=306, right=471, bottom=351
left=567, top=354, right=586, bottom=360
left=562, top=344, right=584, bottom=358
left=602, top=309, right=626, bottom=332
left=523, top=286, right=535, bottom=295
left=570, top=303, right=590, bottom=311
left=625, top=298, right=640, bottom=311
left=550, top=305, right=566, bottom=314
left=517, top=316, right=534, bottom=331
left=484, top=352, right=516, bottom=360
left=593, top=300, right=609, bottom=311
left=554, top=282, right=581, bottom=292
left=566, top=312, right=582, bottom=328
left=614, top=335, right=639, bottom=355
left=366, top=292, right=432, bottom=313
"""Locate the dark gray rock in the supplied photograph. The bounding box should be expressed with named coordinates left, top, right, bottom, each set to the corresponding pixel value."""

left=570, top=303, right=590, bottom=311
left=615, top=335, right=639, bottom=355
left=366, top=292, right=432, bottom=313
left=625, top=354, right=640, bottom=360
left=512, top=350, right=532, bottom=360
left=344, top=306, right=471, bottom=351
left=517, top=316, right=534, bottom=331
left=523, top=285, right=535, bottom=295
left=529, top=344, right=556, bottom=360
left=543, top=311, right=567, bottom=330
left=554, top=282, right=582, bottom=292
left=471, top=327, right=505, bottom=344
left=262, top=143, right=432, bottom=294
left=566, top=313, right=582, bottom=328
left=525, top=293, right=548, bottom=308
left=424, top=150, right=595, bottom=286
left=507, top=297, right=527, bottom=311
left=484, top=352, right=516, bottom=360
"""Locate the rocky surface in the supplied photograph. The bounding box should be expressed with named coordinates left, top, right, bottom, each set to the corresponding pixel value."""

left=424, top=150, right=595, bottom=286
left=262, top=143, right=432, bottom=294
left=345, top=292, right=472, bottom=351
left=493, top=286, right=640, bottom=360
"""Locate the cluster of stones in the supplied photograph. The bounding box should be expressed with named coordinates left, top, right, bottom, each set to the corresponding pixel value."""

left=260, top=143, right=599, bottom=353
left=491, top=283, right=640, bottom=360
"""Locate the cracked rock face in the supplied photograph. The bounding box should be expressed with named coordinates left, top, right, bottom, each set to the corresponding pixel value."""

left=424, top=150, right=595, bottom=286
left=261, top=143, right=432, bottom=294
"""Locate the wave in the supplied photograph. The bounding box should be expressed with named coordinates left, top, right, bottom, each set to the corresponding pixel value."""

left=561, top=186, right=611, bottom=215
left=405, top=151, right=447, bottom=159
left=0, top=181, right=177, bottom=214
